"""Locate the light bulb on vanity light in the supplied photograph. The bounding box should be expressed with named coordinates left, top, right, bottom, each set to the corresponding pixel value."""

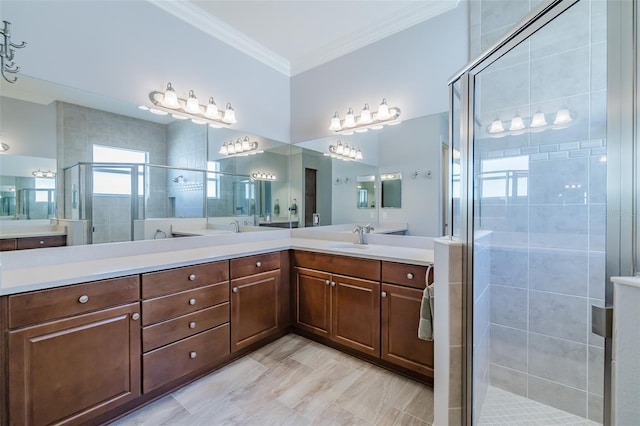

left=530, top=108, right=548, bottom=129
left=329, top=112, right=342, bottom=131
left=185, top=90, right=201, bottom=114
left=227, top=141, right=236, bottom=154
left=488, top=117, right=504, bottom=134
left=241, top=136, right=250, bottom=151
left=204, top=97, right=220, bottom=119
left=223, top=103, right=237, bottom=124
left=336, top=141, right=344, bottom=155
left=377, top=98, right=390, bottom=120
left=219, top=144, right=228, bottom=155
left=161, top=82, right=180, bottom=109
left=343, top=108, right=356, bottom=128
left=358, top=103, right=372, bottom=124
left=553, top=107, right=573, bottom=127
left=509, top=113, right=525, bottom=131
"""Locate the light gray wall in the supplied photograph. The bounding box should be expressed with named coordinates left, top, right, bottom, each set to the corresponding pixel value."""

left=331, top=161, right=379, bottom=225
left=290, top=4, right=468, bottom=143
left=4, top=0, right=291, bottom=143
left=0, top=97, right=56, bottom=158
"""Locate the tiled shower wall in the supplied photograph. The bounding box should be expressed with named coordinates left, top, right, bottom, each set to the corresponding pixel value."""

left=470, top=0, right=606, bottom=422
left=57, top=102, right=167, bottom=242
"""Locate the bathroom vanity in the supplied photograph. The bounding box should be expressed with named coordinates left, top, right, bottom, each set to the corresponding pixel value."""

left=0, top=236, right=433, bottom=425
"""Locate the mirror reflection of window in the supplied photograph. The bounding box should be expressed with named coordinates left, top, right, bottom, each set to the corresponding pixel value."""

left=381, top=173, right=402, bottom=208
left=92, top=145, right=148, bottom=196
left=206, top=161, right=221, bottom=199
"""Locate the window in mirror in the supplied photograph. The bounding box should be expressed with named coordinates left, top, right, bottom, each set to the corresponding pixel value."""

left=92, top=145, right=148, bottom=196
left=356, top=175, right=376, bottom=209
left=381, top=172, right=402, bottom=208
left=35, top=178, right=55, bottom=202
left=207, top=161, right=221, bottom=199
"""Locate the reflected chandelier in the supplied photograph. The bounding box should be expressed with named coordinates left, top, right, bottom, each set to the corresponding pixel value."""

left=140, top=82, right=237, bottom=128
left=329, top=98, right=401, bottom=135
left=0, top=20, right=27, bottom=83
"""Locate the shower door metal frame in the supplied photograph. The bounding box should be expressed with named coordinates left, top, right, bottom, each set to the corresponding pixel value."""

left=449, top=0, right=624, bottom=424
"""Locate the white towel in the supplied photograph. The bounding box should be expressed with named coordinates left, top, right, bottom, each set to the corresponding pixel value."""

left=418, top=282, right=435, bottom=341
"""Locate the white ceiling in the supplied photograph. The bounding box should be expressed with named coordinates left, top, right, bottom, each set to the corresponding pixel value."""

left=149, top=0, right=459, bottom=76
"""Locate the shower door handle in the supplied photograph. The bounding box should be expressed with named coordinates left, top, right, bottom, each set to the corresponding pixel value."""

left=591, top=305, right=613, bottom=339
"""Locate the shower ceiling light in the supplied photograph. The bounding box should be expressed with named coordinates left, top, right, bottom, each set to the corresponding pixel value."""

left=329, top=98, right=401, bottom=135
left=219, top=136, right=259, bottom=156
left=326, top=141, right=363, bottom=161
left=144, top=82, right=237, bottom=128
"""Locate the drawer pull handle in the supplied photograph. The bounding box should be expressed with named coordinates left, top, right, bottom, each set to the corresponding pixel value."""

left=330, top=281, right=336, bottom=287
left=189, top=274, right=196, bottom=281
left=39, top=240, right=44, bottom=245
left=381, top=291, right=387, bottom=298
left=325, top=280, right=330, bottom=286
left=78, top=295, right=89, bottom=304
left=189, top=321, right=196, bottom=329
left=189, top=351, right=197, bottom=359
left=131, top=313, right=140, bottom=321
left=407, top=273, right=414, bottom=280
left=232, top=287, right=239, bottom=293
left=256, top=261, right=262, bottom=267
left=189, top=298, right=196, bottom=305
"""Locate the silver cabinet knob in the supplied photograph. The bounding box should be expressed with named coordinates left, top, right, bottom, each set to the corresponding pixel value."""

left=39, top=240, right=44, bottom=245
left=381, top=291, right=387, bottom=298
left=232, top=287, right=239, bottom=293
left=325, top=280, right=330, bottom=286
left=189, top=298, right=196, bottom=305
left=256, top=261, right=262, bottom=267
left=330, top=281, right=336, bottom=287
left=131, top=313, right=140, bottom=321
left=78, top=295, right=89, bottom=304
left=189, top=321, right=196, bottom=329
left=189, top=351, right=197, bottom=359
left=189, top=274, right=196, bottom=281
left=407, top=273, right=414, bottom=280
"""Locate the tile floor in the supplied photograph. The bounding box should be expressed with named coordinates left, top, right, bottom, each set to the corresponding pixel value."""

left=111, top=334, right=434, bottom=426
left=477, top=386, right=600, bottom=426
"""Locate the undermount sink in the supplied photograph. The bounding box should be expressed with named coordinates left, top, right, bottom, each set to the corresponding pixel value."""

left=327, top=243, right=369, bottom=250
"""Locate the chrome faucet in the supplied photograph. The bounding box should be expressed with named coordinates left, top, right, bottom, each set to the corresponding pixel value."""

left=353, top=225, right=365, bottom=244
left=229, top=220, right=240, bottom=233
left=364, top=224, right=375, bottom=233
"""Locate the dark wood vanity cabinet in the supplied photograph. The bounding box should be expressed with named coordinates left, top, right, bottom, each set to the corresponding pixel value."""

left=230, top=252, right=288, bottom=352
left=6, top=276, right=141, bottom=426
left=293, top=251, right=381, bottom=357
left=0, top=235, right=67, bottom=251
left=381, top=262, right=434, bottom=377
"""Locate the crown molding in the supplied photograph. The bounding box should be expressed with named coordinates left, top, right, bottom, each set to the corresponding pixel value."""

left=290, top=0, right=460, bottom=75
left=147, top=0, right=291, bottom=75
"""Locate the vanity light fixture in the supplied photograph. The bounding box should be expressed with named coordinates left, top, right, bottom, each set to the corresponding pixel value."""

left=325, top=141, right=363, bottom=161
left=32, top=169, right=56, bottom=179
left=143, top=82, right=237, bottom=128
left=487, top=107, right=576, bottom=137
left=0, top=132, right=8, bottom=152
left=329, top=98, right=401, bottom=135
left=0, top=20, right=27, bottom=83
left=381, top=172, right=401, bottom=181
left=251, top=172, right=276, bottom=181
left=219, top=136, right=260, bottom=156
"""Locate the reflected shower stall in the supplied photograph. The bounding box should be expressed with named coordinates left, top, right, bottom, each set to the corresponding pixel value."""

left=450, top=0, right=607, bottom=424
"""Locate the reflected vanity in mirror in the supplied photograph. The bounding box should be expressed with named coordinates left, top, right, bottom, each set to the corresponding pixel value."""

left=381, top=172, right=402, bottom=208
left=356, top=175, right=376, bottom=209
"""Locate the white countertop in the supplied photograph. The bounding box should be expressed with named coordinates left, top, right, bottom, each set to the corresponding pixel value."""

left=611, top=276, right=640, bottom=289
left=0, top=234, right=433, bottom=296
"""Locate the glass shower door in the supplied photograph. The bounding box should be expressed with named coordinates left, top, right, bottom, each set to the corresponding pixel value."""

left=470, top=0, right=606, bottom=424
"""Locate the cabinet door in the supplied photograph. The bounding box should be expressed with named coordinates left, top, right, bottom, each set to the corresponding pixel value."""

left=331, top=274, right=380, bottom=357
left=230, top=270, right=280, bottom=352
left=8, top=303, right=141, bottom=426
left=381, top=283, right=434, bottom=377
left=294, top=267, right=331, bottom=337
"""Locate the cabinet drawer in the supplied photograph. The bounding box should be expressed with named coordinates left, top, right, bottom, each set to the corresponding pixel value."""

left=8, top=275, right=140, bottom=329
left=142, top=302, right=229, bottom=352
left=143, top=323, right=230, bottom=393
left=142, top=261, right=228, bottom=299
left=230, top=252, right=280, bottom=279
left=382, top=261, right=432, bottom=289
left=292, top=251, right=380, bottom=281
left=16, top=235, right=66, bottom=250
left=142, top=282, right=228, bottom=326
left=1, top=238, right=17, bottom=251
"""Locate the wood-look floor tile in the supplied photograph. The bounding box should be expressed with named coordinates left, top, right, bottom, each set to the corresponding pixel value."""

left=404, top=387, right=435, bottom=423
left=311, top=403, right=370, bottom=426
left=376, top=407, right=429, bottom=426
left=248, top=333, right=311, bottom=367
left=108, top=395, right=190, bottom=426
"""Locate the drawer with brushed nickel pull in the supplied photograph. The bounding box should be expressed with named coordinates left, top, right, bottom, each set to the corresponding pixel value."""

left=230, top=252, right=280, bottom=279
left=141, top=260, right=228, bottom=298
left=141, top=282, right=228, bottom=326
left=381, top=261, right=432, bottom=290
left=8, top=275, right=140, bottom=328
left=142, top=302, right=229, bottom=352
